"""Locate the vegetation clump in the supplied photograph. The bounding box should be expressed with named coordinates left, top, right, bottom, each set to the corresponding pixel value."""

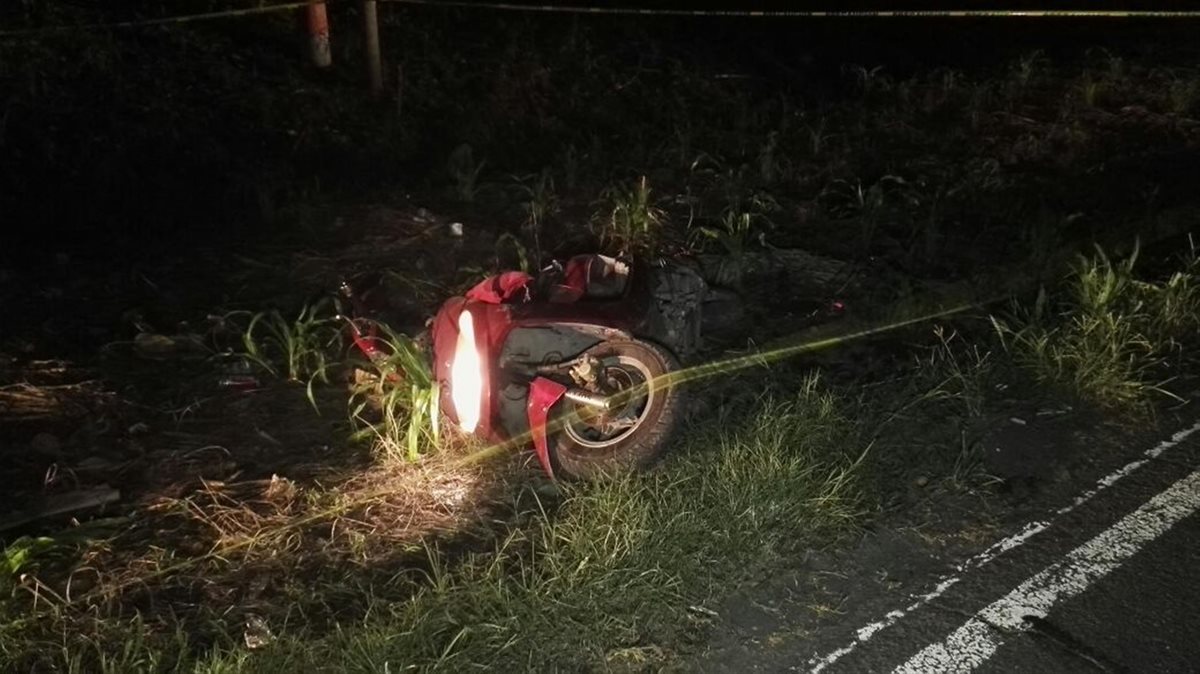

left=994, top=243, right=1200, bottom=414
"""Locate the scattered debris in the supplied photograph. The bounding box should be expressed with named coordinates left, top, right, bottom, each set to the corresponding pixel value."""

left=0, top=486, right=121, bottom=533
left=0, top=382, right=105, bottom=421
left=263, top=474, right=297, bottom=503
left=243, top=613, right=274, bottom=650
left=218, top=375, right=262, bottom=391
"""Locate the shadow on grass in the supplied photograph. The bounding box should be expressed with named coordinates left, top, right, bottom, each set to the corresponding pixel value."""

left=2, top=372, right=873, bottom=672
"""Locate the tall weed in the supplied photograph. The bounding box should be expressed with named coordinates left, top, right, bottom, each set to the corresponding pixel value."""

left=993, top=243, right=1199, bottom=413
left=348, top=323, right=440, bottom=462
left=594, top=176, right=665, bottom=254
left=240, top=302, right=341, bottom=384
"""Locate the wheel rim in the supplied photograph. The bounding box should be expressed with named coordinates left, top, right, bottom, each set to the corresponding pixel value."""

left=562, top=354, right=656, bottom=450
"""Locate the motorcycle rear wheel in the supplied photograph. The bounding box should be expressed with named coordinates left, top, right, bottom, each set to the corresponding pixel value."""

left=551, top=339, right=683, bottom=479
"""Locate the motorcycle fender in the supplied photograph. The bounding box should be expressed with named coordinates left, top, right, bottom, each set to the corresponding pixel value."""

left=527, top=377, right=568, bottom=479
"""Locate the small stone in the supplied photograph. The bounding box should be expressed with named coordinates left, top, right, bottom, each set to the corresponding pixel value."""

left=915, top=476, right=930, bottom=488
left=448, top=222, right=464, bottom=237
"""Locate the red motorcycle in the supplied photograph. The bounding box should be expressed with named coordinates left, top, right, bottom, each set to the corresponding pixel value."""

left=343, top=255, right=705, bottom=479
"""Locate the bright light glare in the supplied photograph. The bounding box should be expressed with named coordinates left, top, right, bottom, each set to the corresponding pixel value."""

left=451, top=310, right=483, bottom=433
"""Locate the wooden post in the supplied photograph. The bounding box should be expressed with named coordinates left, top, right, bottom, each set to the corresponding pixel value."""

left=363, top=0, right=383, bottom=95
left=306, top=0, right=332, bottom=68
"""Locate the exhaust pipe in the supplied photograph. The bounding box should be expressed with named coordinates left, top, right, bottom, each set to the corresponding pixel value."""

left=563, top=387, right=610, bottom=410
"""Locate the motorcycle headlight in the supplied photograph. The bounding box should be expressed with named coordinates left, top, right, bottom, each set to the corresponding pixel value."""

left=450, top=309, right=483, bottom=433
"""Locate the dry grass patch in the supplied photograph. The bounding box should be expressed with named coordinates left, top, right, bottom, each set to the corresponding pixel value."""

left=1, top=443, right=520, bottom=673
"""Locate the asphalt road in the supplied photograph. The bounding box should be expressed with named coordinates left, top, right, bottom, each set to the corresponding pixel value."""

left=977, top=513, right=1200, bottom=674
left=694, top=416, right=1200, bottom=674
left=846, top=432, right=1200, bottom=674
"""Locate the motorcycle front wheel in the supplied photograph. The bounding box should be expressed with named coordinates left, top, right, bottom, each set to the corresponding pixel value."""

left=551, top=339, right=683, bottom=479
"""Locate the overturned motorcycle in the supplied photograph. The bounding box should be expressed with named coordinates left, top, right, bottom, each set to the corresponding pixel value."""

left=341, top=255, right=707, bottom=479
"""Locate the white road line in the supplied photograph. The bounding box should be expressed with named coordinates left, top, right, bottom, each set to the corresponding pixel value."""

left=805, top=419, right=1200, bottom=674
left=894, top=467, right=1200, bottom=673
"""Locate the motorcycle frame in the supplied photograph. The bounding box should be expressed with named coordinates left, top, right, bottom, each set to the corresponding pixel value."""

left=431, top=261, right=662, bottom=477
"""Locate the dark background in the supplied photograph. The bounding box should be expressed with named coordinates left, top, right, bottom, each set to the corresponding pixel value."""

left=1, top=1, right=1196, bottom=262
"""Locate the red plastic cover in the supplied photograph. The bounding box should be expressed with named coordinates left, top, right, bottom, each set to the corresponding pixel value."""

left=465, top=271, right=533, bottom=304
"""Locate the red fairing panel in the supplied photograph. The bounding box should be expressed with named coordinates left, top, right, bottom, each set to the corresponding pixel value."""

left=527, top=377, right=567, bottom=479
left=465, top=271, right=533, bottom=304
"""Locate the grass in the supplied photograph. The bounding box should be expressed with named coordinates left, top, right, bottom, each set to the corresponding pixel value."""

left=690, top=208, right=759, bottom=258
left=594, top=176, right=666, bottom=255
left=818, top=174, right=921, bottom=257
left=687, top=183, right=779, bottom=269
left=0, top=455, right=499, bottom=672
left=913, top=326, right=995, bottom=421
left=6, top=9, right=1199, bottom=273
left=446, top=143, right=486, bottom=203
left=239, top=302, right=342, bottom=385
left=0, top=284, right=1161, bottom=671
left=5, top=13, right=1200, bottom=671
left=2, top=537, right=56, bottom=580
left=184, top=376, right=867, bottom=671
left=0, top=372, right=872, bottom=672
left=993, top=243, right=1200, bottom=415
left=512, top=168, right=559, bottom=265
left=347, top=322, right=441, bottom=462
